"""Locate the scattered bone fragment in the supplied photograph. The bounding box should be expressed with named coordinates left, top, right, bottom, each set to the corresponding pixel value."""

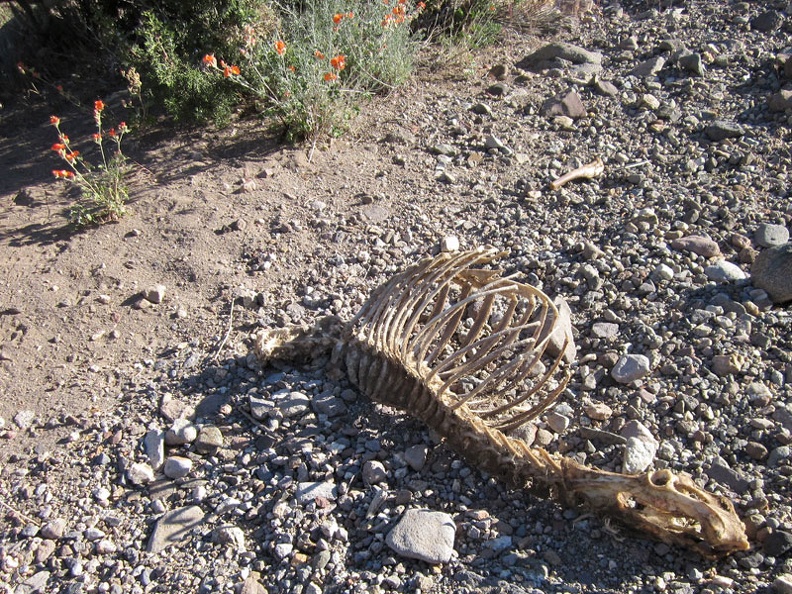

left=549, top=157, right=605, bottom=190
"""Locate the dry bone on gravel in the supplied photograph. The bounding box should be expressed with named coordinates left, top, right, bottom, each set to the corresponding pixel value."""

left=255, top=248, right=750, bottom=558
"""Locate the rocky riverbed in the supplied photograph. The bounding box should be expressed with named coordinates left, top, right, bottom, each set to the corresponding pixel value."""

left=1, top=0, right=792, bottom=593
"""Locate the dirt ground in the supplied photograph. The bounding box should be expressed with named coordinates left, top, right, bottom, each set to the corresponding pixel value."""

left=0, top=40, right=535, bottom=461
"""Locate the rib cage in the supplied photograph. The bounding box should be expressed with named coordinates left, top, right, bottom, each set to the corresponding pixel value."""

left=254, top=247, right=750, bottom=559
left=342, top=248, right=571, bottom=432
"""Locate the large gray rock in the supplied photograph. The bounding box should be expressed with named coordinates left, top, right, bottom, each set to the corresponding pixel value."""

left=516, top=42, right=602, bottom=72
left=611, top=354, right=651, bottom=384
left=752, top=243, right=792, bottom=304
left=386, top=509, right=456, bottom=564
left=147, top=505, right=205, bottom=553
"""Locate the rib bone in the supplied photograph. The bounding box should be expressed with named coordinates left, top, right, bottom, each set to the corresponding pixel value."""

left=253, top=247, right=749, bottom=558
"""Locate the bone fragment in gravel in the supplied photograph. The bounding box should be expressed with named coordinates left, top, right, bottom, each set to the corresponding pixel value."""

left=549, top=157, right=604, bottom=190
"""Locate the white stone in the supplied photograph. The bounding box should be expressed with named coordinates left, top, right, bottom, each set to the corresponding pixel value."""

left=163, top=456, right=193, bottom=479
left=128, top=462, right=155, bottom=485
left=623, top=437, right=657, bottom=474
left=144, top=429, right=166, bottom=469
left=440, top=235, right=460, bottom=252
left=143, top=284, right=167, bottom=304
left=362, top=460, right=388, bottom=485
left=386, top=509, right=456, bottom=564
left=165, top=418, right=198, bottom=445
left=547, top=296, right=576, bottom=364
left=546, top=412, right=571, bottom=433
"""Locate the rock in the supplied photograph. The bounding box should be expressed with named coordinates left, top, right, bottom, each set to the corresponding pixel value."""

left=516, top=42, right=603, bottom=72
left=486, top=82, right=510, bottom=96
left=441, top=235, right=460, bottom=252
left=404, top=444, right=429, bottom=471
left=165, top=418, right=198, bottom=445
left=678, top=52, right=705, bottom=76
left=750, top=10, right=783, bottom=32
left=764, top=531, right=792, bottom=557
left=704, top=120, right=744, bottom=141
left=540, top=90, right=586, bottom=119
left=591, top=322, right=619, bottom=339
left=708, top=458, right=750, bottom=492
left=611, top=354, right=651, bottom=384
left=711, top=353, right=745, bottom=376
left=249, top=395, right=275, bottom=420
left=34, top=539, right=56, bottom=563
left=17, top=570, right=50, bottom=593
left=593, top=78, right=619, bottom=97
left=754, top=224, right=789, bottom=248
left=623, top=437, right=657, bottom=474
left=144, top=429, right=165, bottom=469
left=670, top=235, right=721, bottom=258
left=13, top=409, right=35, bottom=429
left=95, top=539, right=117, bottom=554
left=768, top=90, right=792, bottom=112
left=296, top=481, right=337, bottom=504
left=705, top=260, right=746, bottom=282
left=386, top=509, right=456, bottom=564
left=752, top=244, right=792, bottom=303
left=127, top=462, right=155, bottom=485
left=774, top=574, right=792, bottom=594
left=312, top=393, right=347, bottom=417
left=584, top=402, right=612, bottom=421
left=240, top=572, right=267, bottom=594
left=277, top=391, right=310, bottom=417
left=163, top=456, right=193, bottom=479
left=146, top=505, right=205, bottom=553
left=630, top=56, right=665, bottom=77
left=362, top=460, right=388, bottom=485
left=547, top=296, right=576, bottom=364
left=143, top=284, right=167, bottom=304
left=546, top=412, right=570, bottom=433
left=213, top=525, right=246, bottom=552
left=195, top=425, right=224, bottom=454
left=159, top=397, right=193, bottom=422
left=40, top=518, right=67, bottom=540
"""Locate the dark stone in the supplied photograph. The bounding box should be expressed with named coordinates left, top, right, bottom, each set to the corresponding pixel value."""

left=750, top=10, right=783, bottom=32
left=540, top=90, right=586, bottom=119
left=752, top=243, right=792, bottom=304
left=764, top=531, right=792, bottom=557
left=704, top=120, right=744, bottom=141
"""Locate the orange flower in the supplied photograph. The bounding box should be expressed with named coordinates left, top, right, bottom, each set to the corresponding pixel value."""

left=203, top=54, right=218, bottom=68
left=52, top=170, right=75, bottom=179
left=323, top=72, right=338, bottom=82
left=50, top=115, right=60, bottom=126
left=417, top=1, right=426, bottom=8
left=108, top=128, right=117, bottom=138
left=51, top=143, right=66, bottom=152
left=314, top=50, right=325, bottom=60
left=94, top=100, right=105, bottom=112
left=64, top=151, right=80, bottom=162
left=231, top=65, right=241, bottom=75
left=330, top=55, right=346, bottom=71
left=332, top=13, right=343, bottom=23
left=347, top=11, right=354, bottom=18
left=92, top=133, right=101, bottom=142
left=288, top=65, right=296, bottom=72
left=274, top=40, right=286, bottom=55
left=60, top=134, right=69, bottom=143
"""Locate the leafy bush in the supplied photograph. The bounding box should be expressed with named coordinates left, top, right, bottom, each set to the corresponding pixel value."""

left=204, top=0, right=422, bottom=141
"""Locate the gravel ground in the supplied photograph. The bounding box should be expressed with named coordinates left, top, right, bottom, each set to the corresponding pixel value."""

left=2, top=1, right=792, bottom=593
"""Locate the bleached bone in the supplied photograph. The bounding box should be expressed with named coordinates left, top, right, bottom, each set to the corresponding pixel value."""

left=549, top=157, right=605, bottom=190
left=254, top=248, right=749, bottom=558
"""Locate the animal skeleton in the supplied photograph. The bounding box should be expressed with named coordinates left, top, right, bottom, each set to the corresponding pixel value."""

left=254, top=248, right=749, bottom=558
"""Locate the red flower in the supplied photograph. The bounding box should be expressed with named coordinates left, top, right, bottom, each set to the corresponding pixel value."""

left=94, top=100, right=105, bottom=112
left=52, top=170, right=75, bottom=179
left=203, top=54, right=218, bottom=68
left=60, top=134, right=69, bottom=143
left=51, top=143, right=66, bottom=152
left=118, top=122, right=128, bottom=133
left=108, top=128, right=117, bottom=138
left=417, top=1, right=426, bottom=9
left=274, top=40, right=286, bottom=56
left=92, top=133, right=101, bottom=142
left=330, top=55, right=346, bottom=71
left=347, top=11, right=355, bottom=18
left=64, top=151, right=80, bottom=162
left=332, top=13, right=343, bottom=24
left=323, top=72, right=338, bottom=82
left=50, top=115, right=60, bottom=126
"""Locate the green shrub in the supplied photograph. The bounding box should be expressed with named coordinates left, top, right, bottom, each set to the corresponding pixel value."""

left=204, top=0, right=422, bottom=141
